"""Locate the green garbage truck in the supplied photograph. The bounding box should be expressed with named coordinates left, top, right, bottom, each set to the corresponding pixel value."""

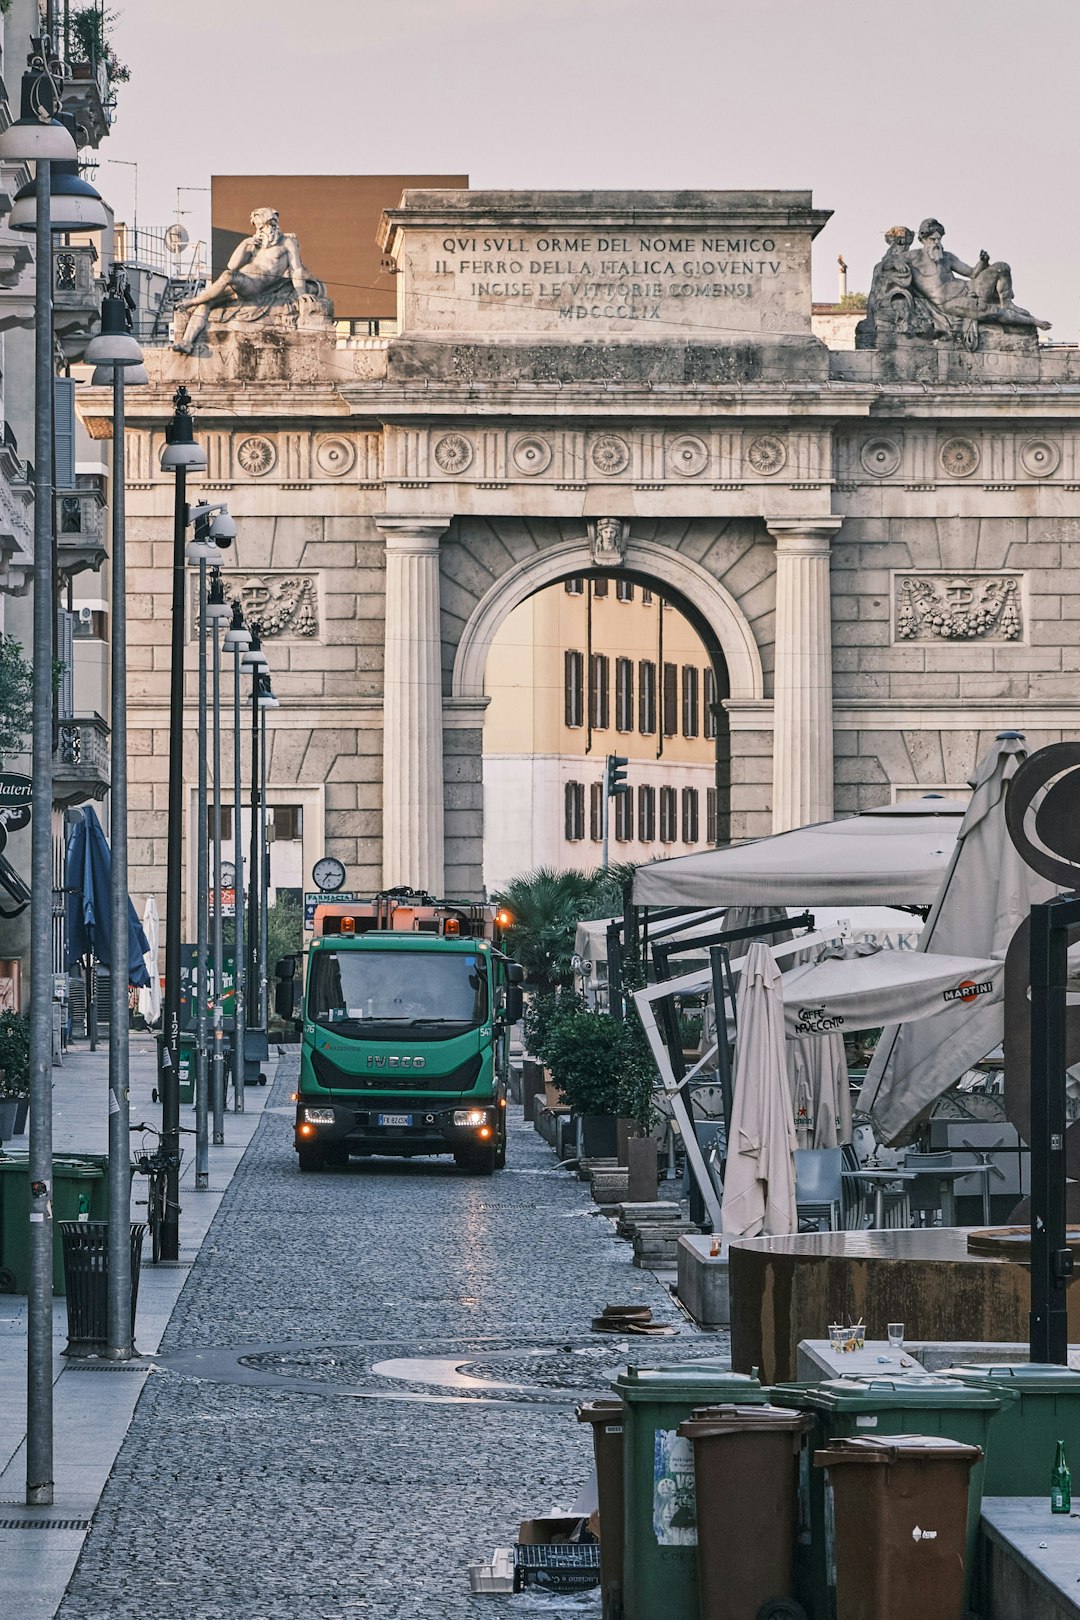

left=282, top=888, right=523, bottom=1176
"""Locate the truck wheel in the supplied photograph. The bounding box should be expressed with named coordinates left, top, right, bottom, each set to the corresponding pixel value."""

left=326, top=1145, right=350, bottom=1169
left=495, top=1126, right=507, bottom=1169
left=464, top=1143, right=496, bottom=1176
left=298, top=1145, right=326, bottom=1173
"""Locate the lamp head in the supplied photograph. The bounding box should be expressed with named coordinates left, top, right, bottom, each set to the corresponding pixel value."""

left=258, top=673, right=280, bottom=710
left=0, top=48, right=78, bottom=164
left=10, top=169, right=109, bottom=233
left=206, top=568, right=231, bottom=624
left=186, top=537, right=221, bottom=565
left=84, top=272, right=143, bottom=366
left=242, top=623, right=269, bottom=672
left=160, top=385, right=207, bottom=471
left=223, top=599, right=251, bottom=652
left=93, top=361, right=149, bottom=386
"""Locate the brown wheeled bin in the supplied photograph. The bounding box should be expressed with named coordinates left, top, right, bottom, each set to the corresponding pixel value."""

left=813, top=1434, right=983, bottom=1620
left=677, top=1403, right=813, bottom=1620
left=577, top=1398, right=624, bottom=1620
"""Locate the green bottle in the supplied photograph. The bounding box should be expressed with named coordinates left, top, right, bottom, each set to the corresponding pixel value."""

left=1051, top=1440, right=1071, bottom=1513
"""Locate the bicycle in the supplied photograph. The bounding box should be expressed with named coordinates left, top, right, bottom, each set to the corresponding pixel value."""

left=130, top=1121, right=192, bottom=1263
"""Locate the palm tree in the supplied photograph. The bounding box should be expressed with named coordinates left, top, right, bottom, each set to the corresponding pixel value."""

left=494, top=866, right=612, bottom=994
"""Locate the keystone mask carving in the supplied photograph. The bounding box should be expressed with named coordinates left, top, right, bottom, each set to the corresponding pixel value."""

left=588, top=517, right=629, bottom=567
left=172, top=207, right=334, bottom=354
left=858, top=218, right=1049, bottom=351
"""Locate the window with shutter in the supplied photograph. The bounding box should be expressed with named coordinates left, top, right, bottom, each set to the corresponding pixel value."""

left=704, top=666, right=717, bottom=740
left=616, top=579, right=634, bottom=602
left=682, top=667, right=699, bottom=738
left=662, top=663, right=678, bottom=737
left=589, top=653, right=610, bottom=730
left=565, top=781, right=585, bottom=841
left=615, top=658, right=633, bottom=731
left=615, top=789, right=633, bottom=842
left=659, top=786, right=677, bottom=843
left=638, top=785, right=656, bottom=841
left=682, top=787, right=699, bottom=843
left=590, top=781, right=603, bottom=841
left=638, top=661, right=656, bottom=734
left=564, top=650, right=583, bottom=728
left=592, top=576, right=608, bottom=598
left=706, top=788, right=718, bottom=845
left=564, top=577, right=584, bottom=595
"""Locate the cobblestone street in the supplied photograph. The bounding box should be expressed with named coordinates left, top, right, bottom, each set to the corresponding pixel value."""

left=54, top=1055, right=712, bottom=1619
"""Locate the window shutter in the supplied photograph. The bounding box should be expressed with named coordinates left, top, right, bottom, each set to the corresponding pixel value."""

left=54, top=377, right=76, bottom=491
left=662, top=663, right=678, bottom=737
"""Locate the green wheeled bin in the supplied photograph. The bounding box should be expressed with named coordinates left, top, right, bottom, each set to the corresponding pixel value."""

left=614, top=1363, right=766, bottom=1620
left=0, top=1153, right=109, bottom=1294
left=940, top=1363, right=1080, bottom=1496
left=768, top=1374, right=1006, bottom=1620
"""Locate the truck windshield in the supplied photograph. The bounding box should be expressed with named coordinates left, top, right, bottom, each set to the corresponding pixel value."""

left=308, top=949, right=489, bottom=1036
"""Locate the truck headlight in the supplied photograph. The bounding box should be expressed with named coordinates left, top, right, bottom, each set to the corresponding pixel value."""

left=453, top=1108, right=488, bottom=1127
left=302, top=1108, right=335, bottom=1126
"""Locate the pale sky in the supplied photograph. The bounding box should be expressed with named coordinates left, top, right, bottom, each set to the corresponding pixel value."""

left=89, top=0, right=1078, bottom=334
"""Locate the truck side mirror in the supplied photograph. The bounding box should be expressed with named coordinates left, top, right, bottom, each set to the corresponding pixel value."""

left=274, top=978, right=295, bottom=1020
left=275, top=956, right=296, bottom=981
left=505, top=984, right=524, bottom=1024
left=507, top=962, right=524, bottom=985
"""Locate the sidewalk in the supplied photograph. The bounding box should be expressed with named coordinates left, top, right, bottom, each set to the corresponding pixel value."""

left=0, top=1032, right=269, bottom=1620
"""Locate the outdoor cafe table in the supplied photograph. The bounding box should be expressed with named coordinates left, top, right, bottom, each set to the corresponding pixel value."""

left=843, top=1161, right=997, bottom=1228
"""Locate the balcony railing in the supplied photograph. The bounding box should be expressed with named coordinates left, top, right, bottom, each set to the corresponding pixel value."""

left=54, top=243, right=103, bottom=360
left=56, top=475, right=107, bottom=576
left=53, top=712, right=110, bottom=807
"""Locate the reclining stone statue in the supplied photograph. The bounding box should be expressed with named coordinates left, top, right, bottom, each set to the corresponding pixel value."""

left=172, top=207, right=333, bottom=354
left=857, top=217, right=1049, bottom=350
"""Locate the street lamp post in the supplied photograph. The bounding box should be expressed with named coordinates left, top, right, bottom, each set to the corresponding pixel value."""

left=0, top=33, right=109, bottom=1504
left=86, top=269, right=145, bottom=1361
left=160, top=389, right=207, bottom=1260
left=223, top=602, right=250, bottom=1110
left=242, top=627, right=268, bottom=1044
left=205, top=570, right=231, bottom=1143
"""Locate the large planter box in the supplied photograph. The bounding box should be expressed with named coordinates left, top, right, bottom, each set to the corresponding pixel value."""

left=580, top=1113, right=618, bottom=1160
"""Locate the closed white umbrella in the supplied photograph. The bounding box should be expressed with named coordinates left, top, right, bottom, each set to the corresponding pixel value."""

left=859, top=735, right=1053, bottom=1141
left=721, top=941, right=797, bottom=1238
left=633, top=797, right=965, bottom=909
left=788, top=1031, right=851, bottom=1148
left=137, top=896, right=161, bottom=1027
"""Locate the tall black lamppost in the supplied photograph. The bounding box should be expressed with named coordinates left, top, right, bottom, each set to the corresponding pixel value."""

left=159, top=388, right=206, bottom=1260
left=242, top=627, right=268, bottom=1039
left=222, top=601, right=251, bottom=1105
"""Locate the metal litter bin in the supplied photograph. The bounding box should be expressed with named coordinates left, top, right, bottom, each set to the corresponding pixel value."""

left=577, top=1398, right=625, bottom=1620
left=678, top=1402, right=813, bottom=1620
left=614, top=1363, right=765, bottom=1620
left=59, top=1220, right=146, bottom=1357
left=769, top=1374, right=1003, bottom=1619
left=814, top=1435, right=982, bottom=1620
left=939, top=1363, right=1080, bottom=1495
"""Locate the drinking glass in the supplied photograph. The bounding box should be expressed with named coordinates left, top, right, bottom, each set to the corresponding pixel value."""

left=887, top=1322, right=905, bottom=1349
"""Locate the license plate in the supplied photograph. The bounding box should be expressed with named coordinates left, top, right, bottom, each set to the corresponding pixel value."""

left=377, top=1113, right=412, bottom=1128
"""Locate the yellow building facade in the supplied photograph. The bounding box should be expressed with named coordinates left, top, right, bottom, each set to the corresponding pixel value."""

left=483, top=576, right=720, bottom=889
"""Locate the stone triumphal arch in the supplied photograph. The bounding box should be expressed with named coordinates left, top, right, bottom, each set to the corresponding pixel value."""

left=83, top=190, right=1080, bottom=916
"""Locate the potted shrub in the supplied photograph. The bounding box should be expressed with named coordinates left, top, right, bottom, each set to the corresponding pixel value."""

left=544, top=1009, right=655, bottom=1160
left=0, top=1010, right=29, bottom=1141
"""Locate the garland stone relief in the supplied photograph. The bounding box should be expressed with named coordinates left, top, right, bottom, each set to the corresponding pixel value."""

left=172, top=208, right=334, bottom=354
left=895, top=574, right=1022, bottom=642
left=858, top=218, right=1050, bottom=351
left=225, top=575, right=319, bottom=638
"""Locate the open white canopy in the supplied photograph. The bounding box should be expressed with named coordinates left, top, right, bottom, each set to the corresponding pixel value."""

left=632, top=798, right=967, bottom=909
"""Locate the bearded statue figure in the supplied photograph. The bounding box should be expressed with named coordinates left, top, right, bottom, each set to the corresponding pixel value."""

left=172, top=208, right=334, bottom=354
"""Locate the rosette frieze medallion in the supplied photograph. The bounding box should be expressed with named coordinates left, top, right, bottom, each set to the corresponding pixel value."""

left=765, top=517, right=843, bottom=833
left=376, top=517, right=448, bottom=895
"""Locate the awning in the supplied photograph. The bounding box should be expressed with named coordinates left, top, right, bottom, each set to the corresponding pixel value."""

left=779, top=950, right=1003, bottom=1039
left=632, top=797, right=966, bottom=909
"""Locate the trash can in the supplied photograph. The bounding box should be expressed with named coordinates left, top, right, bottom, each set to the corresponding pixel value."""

left=59, top=1220, right=146, bottom=1357
left=0, top=1153, right=109, bottom=1294
left=936, top=1363, right=1080, bottom=1496
left=768, top=1375, right=1004, bottom=1620
left=678, top=1403, right=814, bottom=1620
left=614, top=1363, right=766, bottom=1620
left=814, top=1435, right=983, bottom=1620
left=577, top=1399, right=625, bottom=1620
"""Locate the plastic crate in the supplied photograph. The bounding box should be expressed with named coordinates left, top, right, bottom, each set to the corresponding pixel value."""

left=513, top=1541, right=600, bottom=1593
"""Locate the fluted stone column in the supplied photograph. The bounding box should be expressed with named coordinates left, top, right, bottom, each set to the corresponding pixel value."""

left=766, top=517, right=843, bottom=833
left=378, top=517, right=448, bottom=893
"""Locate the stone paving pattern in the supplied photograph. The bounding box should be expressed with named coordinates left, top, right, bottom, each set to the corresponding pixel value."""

left=54, top=1057, right=716, bottom=1619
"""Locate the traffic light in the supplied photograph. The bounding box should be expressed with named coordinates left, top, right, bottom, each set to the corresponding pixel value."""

left=606, top=755, right=629, bottom=796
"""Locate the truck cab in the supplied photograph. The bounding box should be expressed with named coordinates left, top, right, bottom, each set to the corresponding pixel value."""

left=286, top=888, right=522, bottom=1175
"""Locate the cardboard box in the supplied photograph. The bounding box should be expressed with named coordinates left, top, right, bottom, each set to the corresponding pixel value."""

left=517, top=1515, right=581, bottom=1546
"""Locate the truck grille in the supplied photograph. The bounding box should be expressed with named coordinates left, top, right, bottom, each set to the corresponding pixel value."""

left=311, top=1049, right=483, bottom=1093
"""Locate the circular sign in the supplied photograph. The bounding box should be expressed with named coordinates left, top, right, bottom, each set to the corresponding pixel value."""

left=164, top=223, right=189, bottom=254
left=312, top=856, right=347, bottom=892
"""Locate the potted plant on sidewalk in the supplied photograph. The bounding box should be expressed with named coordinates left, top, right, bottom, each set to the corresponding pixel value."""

left=544, top=1009, right=655, bottom=1160
left=0, top=1010, right=30, bottom=1143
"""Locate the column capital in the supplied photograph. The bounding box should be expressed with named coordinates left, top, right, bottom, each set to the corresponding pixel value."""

left=376, top=515, right=448, bottom=552
left=764, top=516, right=843, bottom=553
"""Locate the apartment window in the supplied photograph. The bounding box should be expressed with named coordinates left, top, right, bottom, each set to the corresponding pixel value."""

left=662, top=662, right=678, bottom=737
left=682, top=787, right=700, bottom=844
left=272, top=805, right=303, bottom=841
left=615, top=658, right=634, bottom=732
left=564, top=577, right=584, bottom=595
left=616, top=579, right=634, bottom=602
left=565, top=781, right=585, bottom=841
left=659, top=786, right=677, bottom=843
left=592, top=576, right=609, bottom=598
left=614, top=789, right=633, bottom=842
left=565, top=650, right=584, bottom=728
left=207, top=805, right=236, bottom=842
left=642, top=588, right=654, bottom=605
left=589, top=653, right=610, bottom=730
left=638, top=785, right=656, bottom=842
left=704, top=666, right=717, bottom=741
left=706, top=788, right=719, bottom=846
left=639, top=660, right=656, bottom=734
left=682, top=666, right=699, bottom=738
left=590, top=780, right=604, bottom=842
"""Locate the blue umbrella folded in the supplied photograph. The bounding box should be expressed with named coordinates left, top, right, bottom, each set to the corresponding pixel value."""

left=65, top=806, right=151, bottom=987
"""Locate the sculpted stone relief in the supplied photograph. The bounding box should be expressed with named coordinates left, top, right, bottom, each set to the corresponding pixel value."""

left=895, top=574, right=1022, bottom=642
left=587, top=517, right=630, bottom=566
left=172, top=208, right=334, bottom=354
left=858, top=218, right=1050, bottom=351
left=213, top=574, right=319, bottom=638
